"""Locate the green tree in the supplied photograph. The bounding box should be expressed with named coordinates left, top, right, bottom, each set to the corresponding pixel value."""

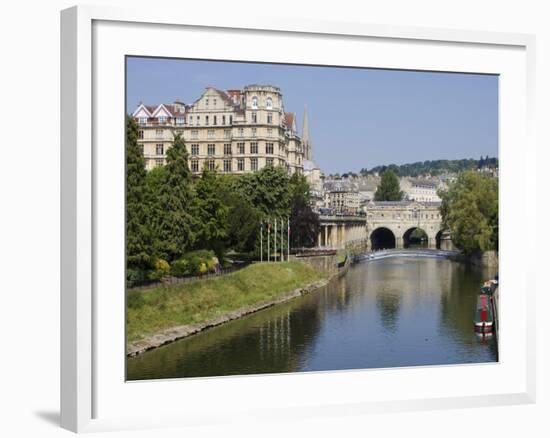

left=290, top=196, right=320, bottom=248
left=152, top=133, right=195, bottom=261
left=219, top=176, right=261, bottom=253
left=126, top=116, right=152, bottom=274
left=374, top=169, right=403, bottom=201
left=237, top=165, right=292, bottom=217
left=193, top=168, right=230, bottom=259
left=288, top=172, right=319, bottom=248
left=439, top=170, right=498, bottom=254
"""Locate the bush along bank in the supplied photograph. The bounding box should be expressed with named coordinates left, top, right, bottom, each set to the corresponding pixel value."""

left=126, top=261, right=328, bottom=355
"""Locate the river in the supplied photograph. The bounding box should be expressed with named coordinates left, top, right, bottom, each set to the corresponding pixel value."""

left=127, top=256, right=498, bottom=380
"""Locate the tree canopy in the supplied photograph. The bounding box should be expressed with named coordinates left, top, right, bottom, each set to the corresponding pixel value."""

left=126, top=116, right=152, bottom=272
left=359, top=157, right=498, bottom=178
left=374, top=169, right=403, bottom=201
left=438, top=170, right=498, bottom=254
left=151, top=133, right=196, bottom=261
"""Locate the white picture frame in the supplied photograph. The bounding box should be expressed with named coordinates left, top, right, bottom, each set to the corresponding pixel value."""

left=60, top=5, right=536, bottom=433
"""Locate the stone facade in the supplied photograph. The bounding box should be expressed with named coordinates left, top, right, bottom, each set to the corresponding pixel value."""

left=365, top=200, right=444, bottom=248
left=326, top=190, right=361, bottom=214
left=132, top=84, right=305, bottom=174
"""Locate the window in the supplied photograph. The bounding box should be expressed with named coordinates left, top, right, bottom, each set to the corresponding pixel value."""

left=229, top=115, right=233, bottom=124
left=267, top=128, right=272, bottom=137
left=266, top=158, right=274, bottom=167
left=189, top=116, right=193, bottom=125
left=196, top=116, right=200, bottom=126
left=238, top=128, right=244, bottom=137
left=207, top=144, right=216, bottom=155
left=267, top=113, right=273, bottom=124
left=250, top=142, right=258, bottom=154
left=213, top=115, right=217, bottom=126
left=223, top=159, right=232, bottom=172
left=213, top=98, right=217, bottom=107
left=207, top=130, right=215, bottom=139
left=208, top=159, right=215, bottom=171
left=223, top=144, right=232, bottom=155
left=224, top=130, right=231, bottom=139
left=155, top=158, right=164, bottom=166
left=155, top=129, right=163, bottom=139
left=176, top=117, right=184, bottom=125
left=138, top=130, right=144, bottom=139
left=250, top=158, right=258, bottom=171
left=138, top=117, right=147, bottom=125
left=205, top=115, right=209, bottom=126
left=205, top=98, right=209, bottom=106
left=191, top=130, right=198, bottom=139
left=252, top=128, right=257, bottom=137
left=266, top=97, right=273, bottom=109
left=158, top=116, right=167, bottom=124
left=222, top=115, right=226, bottom=125
left=237, top=158, right=244, bottom=171
left=191, top=160, right=199, bottom=172
left=266, top=143, right=274, bottom=154
left=251, top=96, right=258, bottom=109
left=191, top=144, right=199, bottom=155
left=156, top=144, right=164, bottom=155
left=237, top=143, right=245, bottom=154
left=251, top=112, right=257, bottom=123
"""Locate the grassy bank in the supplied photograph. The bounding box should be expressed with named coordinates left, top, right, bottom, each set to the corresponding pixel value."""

left=127, top=261, right=327, bottom=343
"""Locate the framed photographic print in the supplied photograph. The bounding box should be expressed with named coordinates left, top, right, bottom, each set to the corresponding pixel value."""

left=61, top=5, right=536, bottom=433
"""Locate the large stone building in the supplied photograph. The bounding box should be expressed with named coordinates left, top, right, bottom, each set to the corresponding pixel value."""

left=132, top=85, right=305, bottom=174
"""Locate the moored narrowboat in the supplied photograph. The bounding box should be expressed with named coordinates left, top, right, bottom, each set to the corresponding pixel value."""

left=474, top=293, right=494, bottom=333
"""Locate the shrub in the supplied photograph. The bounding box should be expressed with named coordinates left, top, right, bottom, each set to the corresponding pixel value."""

left=126, top=268, right=148, bottom=287
left=180, top=250, right=216, bottom=275
left=171, top=258, right=190, bottom=277
left=148, top=258, right=170, bottom=281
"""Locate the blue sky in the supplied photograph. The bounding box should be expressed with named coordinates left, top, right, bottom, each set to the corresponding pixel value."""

left=126, top=57, right=498, bottom=174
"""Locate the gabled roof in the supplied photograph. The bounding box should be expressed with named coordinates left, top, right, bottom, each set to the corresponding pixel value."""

left=132, top=103, right=152, bottom=118
left=151, top=103, right=174, bottom=118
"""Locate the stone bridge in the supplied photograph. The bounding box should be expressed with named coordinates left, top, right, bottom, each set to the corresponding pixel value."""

left=365, top=201, right=451, bottom=249
left=317, top=201, right=453, bottom=251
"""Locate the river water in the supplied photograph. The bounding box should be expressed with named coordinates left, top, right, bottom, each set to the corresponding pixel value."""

left=127, top=257, right=498, bottom=380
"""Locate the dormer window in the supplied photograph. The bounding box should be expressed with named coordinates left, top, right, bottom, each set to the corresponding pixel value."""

left=158, top=116, right=167, bottom=124
left=138, top=117, right=147, bottom=125
left=176, top=117, right=185, bottom=125
left=251, top=96, right=258, bottom=109
left=266, top=97, right=273, bottom=109
left=251, top=112, right=257, bottom=124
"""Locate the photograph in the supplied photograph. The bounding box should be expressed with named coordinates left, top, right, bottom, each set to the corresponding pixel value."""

left=124, top=57, right=499, bottom=381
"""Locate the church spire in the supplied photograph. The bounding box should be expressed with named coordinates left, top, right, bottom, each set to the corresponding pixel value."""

left=302, top=105, right=312, bottom=161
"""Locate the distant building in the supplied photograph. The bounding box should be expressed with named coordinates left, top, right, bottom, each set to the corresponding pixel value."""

left=400, top=177, right=443, bottom=202
left=326, top=190, right=360, bottom=214
left=132, top=84, right=305, bottom=174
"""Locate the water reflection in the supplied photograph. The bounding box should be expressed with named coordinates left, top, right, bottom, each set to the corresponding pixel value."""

left=127, top=257, right=498, bottom=380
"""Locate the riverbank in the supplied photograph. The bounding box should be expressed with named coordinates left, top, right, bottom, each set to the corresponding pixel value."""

left=126, top=262, right=329, bottom=356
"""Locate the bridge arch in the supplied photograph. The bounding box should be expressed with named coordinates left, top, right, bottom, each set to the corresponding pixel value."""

left=403, top=227, right=429, bottom=249
left=370, top=227, right=396, bottom=250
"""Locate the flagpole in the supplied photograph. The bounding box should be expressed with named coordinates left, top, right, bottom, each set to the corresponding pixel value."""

left=287, top=217, right=290, bottom=261
left=281, top=218, right=284, bottom=261
left=274, top=218, right=277, bottom=262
